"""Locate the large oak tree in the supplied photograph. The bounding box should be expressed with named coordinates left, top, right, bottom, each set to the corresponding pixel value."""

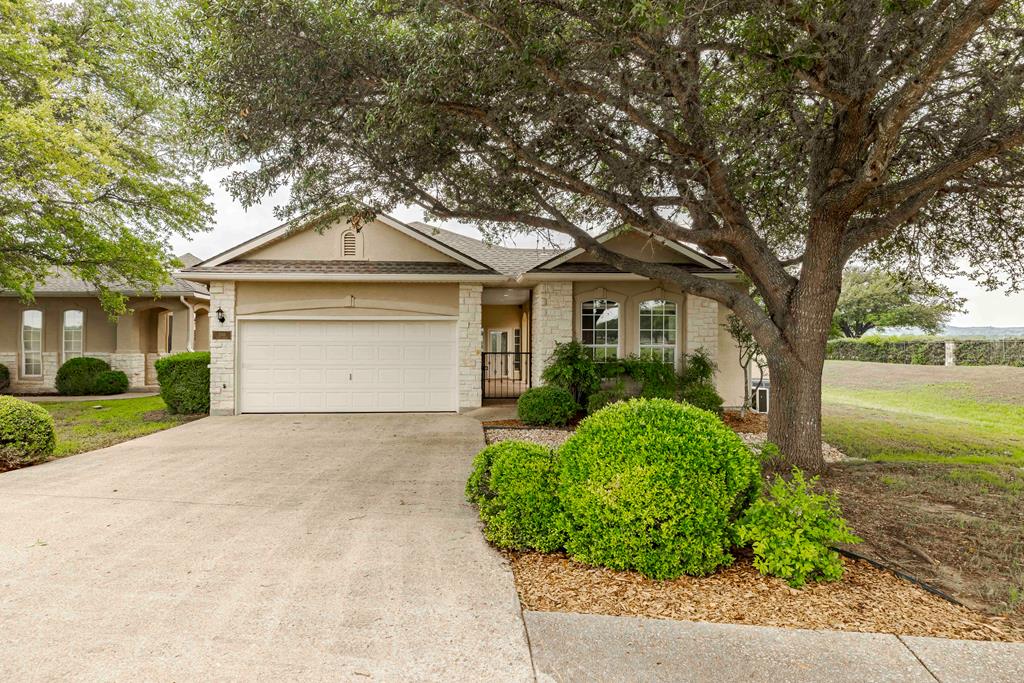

left=178, top=0, right=1024, bottom=470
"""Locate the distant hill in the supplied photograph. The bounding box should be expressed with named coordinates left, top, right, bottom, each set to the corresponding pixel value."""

left=876, top=325, right=1024, bottom=338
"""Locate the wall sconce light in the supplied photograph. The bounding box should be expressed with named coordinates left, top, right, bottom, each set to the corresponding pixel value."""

left=216, top=307, right=225, bottom=323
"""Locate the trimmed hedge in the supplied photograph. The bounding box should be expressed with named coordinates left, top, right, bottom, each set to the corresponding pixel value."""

left=517, top=385, right=578, bottom=426
left=825, top=338, right=945, bottom=365
left=954, top=339, right=1024, bottom=367
left=466, top=441, right=563, bottom=552
left=92, top=370, right=129, bottom=395
left=0, top=363, right=9, bottom=392
left=55, top=357, right=112, bottom=395
left=557, top=398, right=761, bottom=579
left=0, top=395, right=56, bottom=468
left=154, top=352, right=210, bottom=414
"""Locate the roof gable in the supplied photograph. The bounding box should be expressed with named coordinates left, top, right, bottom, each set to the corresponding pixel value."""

left=200, top=214, right=490, bottom=271
left=534, top=227, right=727, bottom=271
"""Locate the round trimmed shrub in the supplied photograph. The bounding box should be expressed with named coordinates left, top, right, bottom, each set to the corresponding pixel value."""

left=0, top=363, right=9, bottom=392
left=0, top=395, right=57, bottom=468
left=679, top=382, right=724, bottom=414
left=92, top=370, right=129, bottom=395
left=517, top=386, right=578, bottom=426
left=467, top=441, right=564, bottom=552
left=55, top=357, right=111, bottom=395
left=557, top=398, right=761, bottom=579
left=154, top=352, right=210, bottom=414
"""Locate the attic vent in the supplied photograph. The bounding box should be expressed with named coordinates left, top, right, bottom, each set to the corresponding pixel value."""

left=341, top=229, right=362, bottom=259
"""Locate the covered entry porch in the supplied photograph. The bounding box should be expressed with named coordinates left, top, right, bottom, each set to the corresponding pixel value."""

left=481, top=287, right=532, bottom=400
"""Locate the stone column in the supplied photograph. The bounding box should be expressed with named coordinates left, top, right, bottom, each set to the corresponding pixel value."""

left=944, top=341, right=956, bottom=367
left=685, top=295, right=719, bottom=364
left=458, top=283, right=483, bottom=411
left=531, top=281, right=574, bottom=387
left=209, top=281, right=236, bottom=416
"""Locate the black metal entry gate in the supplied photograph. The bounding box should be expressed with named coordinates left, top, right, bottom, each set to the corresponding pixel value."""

left=481, top=352, right=532, bottom=399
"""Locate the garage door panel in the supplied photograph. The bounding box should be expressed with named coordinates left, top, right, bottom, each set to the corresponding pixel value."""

left=239, top=319, right=456, bottom=413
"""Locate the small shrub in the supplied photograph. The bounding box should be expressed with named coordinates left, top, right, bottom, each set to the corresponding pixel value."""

left=736, top=468, right=862, bottom=588
left=0, top=363, right=9, bottom=392
left=586, top=387, right=625, bottom=414
left=679, top=348, right=717, bottom=385
left=541, top=341, right=601, bottom=405
left=601, top=356, right=678, bottom=399
left=558, top=398, right=761, bottom=579
left=517, top=386, right=578, bottom=426
left=469, top=441, right=564, bottom=552
left=154, top=352, right=210, bottom=414
left=55, top=357, right=111, bottom=395
left=0, top=395, right=57, bottom=468
left=679, top=382, right=724, bottom=414
left=92, top=370, right=129, bottom=395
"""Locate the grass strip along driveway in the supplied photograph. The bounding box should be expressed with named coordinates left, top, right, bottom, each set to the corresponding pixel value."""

left=820, top=361, right=1024, bottom=627
left=40, top=396, right=198, bottom=458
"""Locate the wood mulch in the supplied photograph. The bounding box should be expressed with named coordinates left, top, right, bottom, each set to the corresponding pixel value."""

left=509, top=550, right=1024, bottom=642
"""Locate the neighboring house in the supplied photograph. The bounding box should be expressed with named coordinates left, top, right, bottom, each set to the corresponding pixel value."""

left=181, top=215, right=747, bottom=415
left=0, top=256, right=210, bottom=393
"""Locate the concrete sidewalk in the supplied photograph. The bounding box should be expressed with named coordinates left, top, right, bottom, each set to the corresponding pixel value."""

left=17, top=391, right=158, bottom=402
left=525, top=611, right=1024, bottom=683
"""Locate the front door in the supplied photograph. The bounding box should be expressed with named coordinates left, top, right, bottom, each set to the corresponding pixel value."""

left=486, top=330, right=510, bottom=377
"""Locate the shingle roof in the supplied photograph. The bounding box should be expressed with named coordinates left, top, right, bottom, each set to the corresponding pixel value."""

left=184, top=260, right=493, bottom=275
left=406, top=222, right=560, bottom=276
left=542, top=262, right=726, bottom=274
left=14, top=265, right=207, bottom=297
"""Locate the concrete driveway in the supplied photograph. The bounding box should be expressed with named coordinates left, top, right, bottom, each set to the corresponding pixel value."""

left=0, top=414, right=534, bottom=681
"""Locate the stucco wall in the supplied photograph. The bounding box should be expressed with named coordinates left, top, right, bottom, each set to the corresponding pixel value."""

left=245, top=219, right=457, bottom=263
left=0, top=297, right=116, bottom=355
left=235, top=281, right=459, bottom=317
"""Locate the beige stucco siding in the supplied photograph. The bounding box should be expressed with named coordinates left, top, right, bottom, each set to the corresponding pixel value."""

left=245, top=219, right=457, bottom=263
left=566, top=231, right=694, bottom=264
left=716, top=305, right=746, bottom=408
left=235, top=281, right=459, bottom=317
left=0, top=297, right=116, bottom=355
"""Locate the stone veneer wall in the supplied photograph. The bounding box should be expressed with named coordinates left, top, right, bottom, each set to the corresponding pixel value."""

left=109, top=353, right=146, bottom=388
left=209, top=281, right=236, bottom=415
left=531, top=281, right=574, bottom=387
left=685, top=295, right=719, bottom=364
left=458, top=283, right=483, bottom=411
left=1, top=351, right=156, bottom=393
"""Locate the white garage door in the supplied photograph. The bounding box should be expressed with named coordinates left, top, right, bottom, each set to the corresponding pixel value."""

left=238, top=319, right=457, bottom=413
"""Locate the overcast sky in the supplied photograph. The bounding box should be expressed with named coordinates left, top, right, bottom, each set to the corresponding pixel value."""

left=171, top=169, right=1024, bottom=328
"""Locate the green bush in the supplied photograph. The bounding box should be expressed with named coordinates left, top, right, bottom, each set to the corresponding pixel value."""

left=92, top=370, right=129, bottom=395
left=600, top=356, right=678, bottom=399
left=558, top=398, right=761, bottom=579
left=0, top=363, right=9, bottom=392
left=154, top=352, right=210, bottom=414
left=517, top=386, right=578, bottom=426
left=586, top=387, right=625, bottom=414
left=735, top=468, right=862, bottom=588
left=825, top=337, right=945, bottom=365
left=541, top=341, right=601, bottom=405
left=0, top=395, right=57, bottom=468
left=55, top=357, right=111, bottom=395
left=467, top=441, right=564, bottom=552
left=954, top=339, right=1024, bottom=367
left=679, top=382, right=724, bottom=414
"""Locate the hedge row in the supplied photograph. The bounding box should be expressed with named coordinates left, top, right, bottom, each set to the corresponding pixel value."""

left=827, top=338, right=1024, bottom=367
left=825, top=338, right=946, bottom=365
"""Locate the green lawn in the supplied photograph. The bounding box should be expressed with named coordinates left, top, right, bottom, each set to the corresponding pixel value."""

left=41, top=395, right=197, bottom=457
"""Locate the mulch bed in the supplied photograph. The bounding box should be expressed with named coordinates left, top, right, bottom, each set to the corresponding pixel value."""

left=509, top=550, right=1024, bottom=642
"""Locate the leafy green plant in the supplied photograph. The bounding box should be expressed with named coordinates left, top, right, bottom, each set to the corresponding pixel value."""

left=92, top=370, right=130, bottom=395
left=600, top=356, right=678, bottom=399
left=541, top=341, right=601, bottom=405
left=676, top=349, right=724, bottom=413
left=154, top=352, right=210, bottom=414
left=586, top=386, right=625, bottom=414
left=0, top=363, right=9, bottom=392
left=679, top=382, right=724, bottom=414
left=469, top=441, right=564, bottom=552
left=736, top=468, right=862, bottom=588
left=55, top=357, right=112, bottom=396
left=517, top=386, right=578, bottom=426
left=0, top=395, right=56, bottom=468
left=558, top=398, right=761, bottom=579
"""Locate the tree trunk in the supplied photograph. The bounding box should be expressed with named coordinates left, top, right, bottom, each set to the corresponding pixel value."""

left=767, top=350, right=826, bottom=473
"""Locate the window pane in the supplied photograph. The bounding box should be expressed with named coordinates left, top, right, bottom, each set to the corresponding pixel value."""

left=639, top=300, right=677, bottom=366
left=581, top=299, right=618, bottom=360
left=63, top=310, right=83, bottom=358
left=22, top=310, right=43, bottom=375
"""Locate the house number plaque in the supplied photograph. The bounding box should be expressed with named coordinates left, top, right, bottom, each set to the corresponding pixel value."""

left=212, top=330, right=232, bottom=340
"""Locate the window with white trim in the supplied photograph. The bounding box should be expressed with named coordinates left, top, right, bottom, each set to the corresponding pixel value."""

left=581, top=299, right=619, bottom=361
left=63, top=309, right=84, bottom=361
left=22, top=310, right=43, bottom=376
left=639, top=299, right=677, bottom=364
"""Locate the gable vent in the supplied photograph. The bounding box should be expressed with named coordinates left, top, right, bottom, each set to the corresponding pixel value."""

left=341, top=229, right=361, bottom=259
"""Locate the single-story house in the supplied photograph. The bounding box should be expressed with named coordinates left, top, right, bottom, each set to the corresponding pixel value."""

left=180, top=215, right=747, bottom=415
left=0, top=258, right=210, bottom=393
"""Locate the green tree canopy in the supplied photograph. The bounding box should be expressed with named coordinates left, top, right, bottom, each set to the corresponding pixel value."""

left=833, top=268, right=966, bottom=338
left=175, top=0, right=1024, bottom=468
left=1, top=0, right=210, bottom=314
